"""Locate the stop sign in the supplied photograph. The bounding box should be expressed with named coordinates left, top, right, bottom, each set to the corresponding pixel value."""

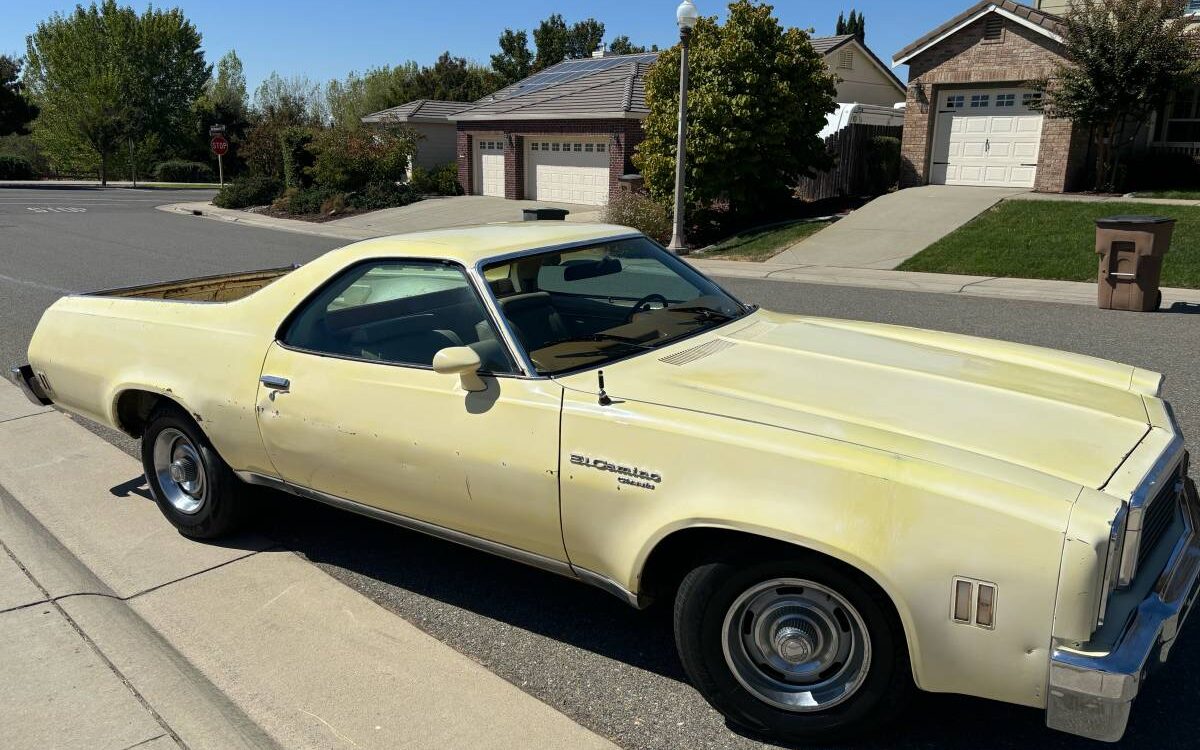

left=210, top=134, right=229, bottom=156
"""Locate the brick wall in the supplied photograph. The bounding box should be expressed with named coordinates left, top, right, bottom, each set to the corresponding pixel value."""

left=899, top=15, right=1083, bottom=192
left=456, top=119, right=645, bottom=201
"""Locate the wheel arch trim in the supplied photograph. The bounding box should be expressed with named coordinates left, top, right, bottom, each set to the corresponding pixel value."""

left=629, top=520, right=923, bottom=684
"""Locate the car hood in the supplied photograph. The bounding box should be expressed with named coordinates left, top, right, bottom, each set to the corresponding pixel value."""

left=557, top=310, right=1157, bottom=489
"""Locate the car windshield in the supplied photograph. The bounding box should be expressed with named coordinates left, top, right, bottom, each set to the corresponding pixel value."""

left=482, top=237, right=749, bottom=375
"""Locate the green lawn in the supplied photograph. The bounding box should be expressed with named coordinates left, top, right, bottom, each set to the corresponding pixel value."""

left=1133, top=190, right=1200, bottom=200
left=898, top=201, right=1200, bottom=289
left=699, top=220, right=832, bottom=262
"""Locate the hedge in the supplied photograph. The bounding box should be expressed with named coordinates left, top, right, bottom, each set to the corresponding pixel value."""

left=0, top=155, right=36, bottom=180
left=152, top=160, right=214, bottom=183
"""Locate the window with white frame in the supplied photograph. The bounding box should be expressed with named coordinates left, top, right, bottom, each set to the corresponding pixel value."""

left=995, top=94, right=1015, bottom=107
left=946, top=95, right=965, bottom=109
left=970, top=94, right=990, bottom=108
left=1021, top=92, right=1043, bottom=108
left=1159, top=87, right=1200, bottom=143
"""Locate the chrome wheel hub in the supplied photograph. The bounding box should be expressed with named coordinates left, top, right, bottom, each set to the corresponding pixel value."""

left=152, top=428, right=207, bottom=515
left=722, top=578, right=871, bottom=712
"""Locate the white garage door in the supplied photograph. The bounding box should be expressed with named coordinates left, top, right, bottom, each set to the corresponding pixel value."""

left=931, top=90, right=1044, bottom=188
left=526, top=139, right=610, bottom=206
left=474, top=139, right=504, bottom=197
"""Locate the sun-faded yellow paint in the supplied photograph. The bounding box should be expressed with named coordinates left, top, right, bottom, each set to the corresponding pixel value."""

left=25, top=224, right=1181, bottom=714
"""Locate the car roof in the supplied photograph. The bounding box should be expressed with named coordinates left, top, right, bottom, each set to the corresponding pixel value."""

left=326, top=222, right=641, bottom=267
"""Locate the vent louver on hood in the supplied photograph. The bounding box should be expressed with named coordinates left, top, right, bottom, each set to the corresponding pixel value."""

left=659, top=339, right=737, bottom=366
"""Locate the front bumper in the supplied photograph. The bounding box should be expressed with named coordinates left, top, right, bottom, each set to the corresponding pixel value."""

left=8, top=364, right=53, bottom=407
left=1047, top=478, right=1200, bottom=742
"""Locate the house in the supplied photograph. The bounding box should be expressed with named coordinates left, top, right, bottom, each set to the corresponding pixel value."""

left=360, top=100, right=468, bottom=175
left=362, top=34, right=904, bottom=206
left=894, top=0, right=1200, bottom=192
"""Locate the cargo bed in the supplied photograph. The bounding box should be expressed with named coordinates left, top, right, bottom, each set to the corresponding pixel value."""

left=92, top=266, right=297, bottom=302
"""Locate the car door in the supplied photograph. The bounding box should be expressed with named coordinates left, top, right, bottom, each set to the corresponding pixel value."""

left=254, top=259, right=567, bottom=562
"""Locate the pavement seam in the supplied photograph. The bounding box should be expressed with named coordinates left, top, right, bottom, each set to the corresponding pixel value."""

left=122, top=546, right=281, bottom=602
left=0, top=410, right=54, bottom=426
left=120, top=733, right=169, bottom=750
left=0, top=536, right=192, bottom=750
left=957, top=276, right=1002, bottom=293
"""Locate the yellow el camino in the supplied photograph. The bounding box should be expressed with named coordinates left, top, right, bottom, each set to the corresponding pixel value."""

left=11, top=223, right=1199, bottom=744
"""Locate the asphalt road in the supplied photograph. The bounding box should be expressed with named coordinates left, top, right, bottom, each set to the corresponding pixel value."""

left=3, top=186, right=1199, bottom=750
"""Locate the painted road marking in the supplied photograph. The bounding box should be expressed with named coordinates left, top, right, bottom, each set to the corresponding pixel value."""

left=26, top=207, right=88, bottom=213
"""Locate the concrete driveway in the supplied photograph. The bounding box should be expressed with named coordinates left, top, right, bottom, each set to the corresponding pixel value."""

left=773, top=185, right=1027, bottom=269
left=326, top=195, right=603, bottom=235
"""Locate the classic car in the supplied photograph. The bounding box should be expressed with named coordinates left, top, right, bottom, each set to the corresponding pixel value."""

left=11, top=222, right=1199, bottom=744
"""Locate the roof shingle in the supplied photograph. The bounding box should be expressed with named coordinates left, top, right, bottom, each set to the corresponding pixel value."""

left=892, top=0, right=1066, bottom=64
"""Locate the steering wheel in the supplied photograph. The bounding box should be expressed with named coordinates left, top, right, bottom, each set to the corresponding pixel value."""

left=626, top=293, right=669, bottom=323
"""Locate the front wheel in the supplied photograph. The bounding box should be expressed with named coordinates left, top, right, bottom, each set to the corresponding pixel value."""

left=141, top=405, right=245, bottom=539
left=674, top=555, right=911, bottom=742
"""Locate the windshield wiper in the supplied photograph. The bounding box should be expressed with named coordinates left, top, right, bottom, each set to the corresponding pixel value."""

left=665, top=306, right=736, bottom=322
left=570, top=333, right=659, bottom=350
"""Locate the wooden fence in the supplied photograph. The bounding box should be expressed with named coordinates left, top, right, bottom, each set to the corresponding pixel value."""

left=796, top=123, right=903, bottom=202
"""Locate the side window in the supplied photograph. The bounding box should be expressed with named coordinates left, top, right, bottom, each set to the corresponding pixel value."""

left=282, top=261, right=516, bottom=373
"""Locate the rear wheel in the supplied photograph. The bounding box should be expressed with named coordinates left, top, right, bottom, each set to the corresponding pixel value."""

left=141, top=405, right=244, bottom=539
left=674, top=555, right=910, bottom=742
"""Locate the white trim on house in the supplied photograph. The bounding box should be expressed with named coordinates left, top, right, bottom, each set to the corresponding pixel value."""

left=892, top=4, right=1065, bottom=66
left=835, top=38, right=907, bottom=97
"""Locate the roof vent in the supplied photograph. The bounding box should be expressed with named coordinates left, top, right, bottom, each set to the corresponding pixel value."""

left=659, top=338, right=737, bottom=366
left=983, top=16, right=1004, bottom=41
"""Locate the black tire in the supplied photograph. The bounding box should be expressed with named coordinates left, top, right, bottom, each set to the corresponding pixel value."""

left=141, top=404, right=245, bottom=539
left=674, top=554, right=911, bottom=743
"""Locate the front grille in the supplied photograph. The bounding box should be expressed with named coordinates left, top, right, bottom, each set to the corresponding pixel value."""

left=1138, top=463, right=1184, bottom=569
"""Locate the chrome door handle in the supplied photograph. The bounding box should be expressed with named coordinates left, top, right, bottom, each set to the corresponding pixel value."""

left=260, top=375, right=290, bottom=390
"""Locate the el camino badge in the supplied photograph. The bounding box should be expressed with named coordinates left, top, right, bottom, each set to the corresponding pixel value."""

left=570, top=454, right=662, bottom=491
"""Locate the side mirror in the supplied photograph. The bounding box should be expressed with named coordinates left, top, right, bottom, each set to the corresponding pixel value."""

left=432, top=346, right=486, bottom=392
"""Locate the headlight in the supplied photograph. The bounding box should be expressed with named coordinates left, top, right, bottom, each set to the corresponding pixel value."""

left=1097, top=503, right=1128, bottom=627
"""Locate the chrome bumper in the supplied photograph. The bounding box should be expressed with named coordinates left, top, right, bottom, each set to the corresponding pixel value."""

left=8, top=364, right=53, bottom=407
left=1047, top=478, right=1200, bottom=742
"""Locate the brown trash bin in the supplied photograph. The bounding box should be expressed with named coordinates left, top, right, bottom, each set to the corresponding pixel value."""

left=1095, top=215, right=1175, bottom=312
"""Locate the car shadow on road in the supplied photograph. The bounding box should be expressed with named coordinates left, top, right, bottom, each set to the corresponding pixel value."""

left=116, top=475, right=1200, bottom=750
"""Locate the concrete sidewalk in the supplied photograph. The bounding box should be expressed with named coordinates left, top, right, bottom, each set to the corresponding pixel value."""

left=772, top=185, right=1026, bottom=269
left=0, top=381, right=616, bottom=750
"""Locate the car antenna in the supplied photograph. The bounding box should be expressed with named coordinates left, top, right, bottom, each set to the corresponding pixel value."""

left=598, top=370, right=612, bottom=406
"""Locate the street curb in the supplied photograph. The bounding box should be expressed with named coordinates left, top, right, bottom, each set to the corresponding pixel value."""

left=156, top=202, right=373, bottom=241
left=0, top=380, right=618, bottom=750
left=0, top=483, right=278, bottom=750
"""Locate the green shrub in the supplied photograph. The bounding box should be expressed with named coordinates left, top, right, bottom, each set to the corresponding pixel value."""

left=348, top=181, right=419, bottom=211
left=279, top=127, right=314, bottom=189
left=602, top=191, right=672, bottom=243
left=410, top=162, right=463, bottom=195
left=308, top=123, right=418, bottom=192
left=212, top=176, right=283, bottom=209
left=0, top=155, right=36, bottom=180
left=864, top=135, right=901, bottom=195
left=152, top=160, right=214, bottom=183
left=273, top=185, right=339, bottom=215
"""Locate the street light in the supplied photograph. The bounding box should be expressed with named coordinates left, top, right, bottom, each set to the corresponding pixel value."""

left=668, top=0, right=700, bottom=253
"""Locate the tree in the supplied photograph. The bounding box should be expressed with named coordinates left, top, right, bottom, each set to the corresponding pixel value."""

left=533, top=14, right=569, bottom=71
left=23, top=0, right=209, bottom=184
left=567, top=19, right=606, bottom=59
left=1036, top=0, right=1200, bottom=190
left=634, top=1, right=837, bottom=218
left=415, top=52, right=498, bottom=101
left=209, top=51, right=247, bottom=116
left=492, top=29, right=533, bottom=86
left=836, top=10, right=865, bottom=38
left=608, top=36, right=649, bottom=56
left=0, top=56, right=38, bottom=136
left=254, top=72, right=326, bottom=123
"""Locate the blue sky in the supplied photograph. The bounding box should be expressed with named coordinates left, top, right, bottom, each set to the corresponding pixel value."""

left=3, top=0, right=993, bottom=92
